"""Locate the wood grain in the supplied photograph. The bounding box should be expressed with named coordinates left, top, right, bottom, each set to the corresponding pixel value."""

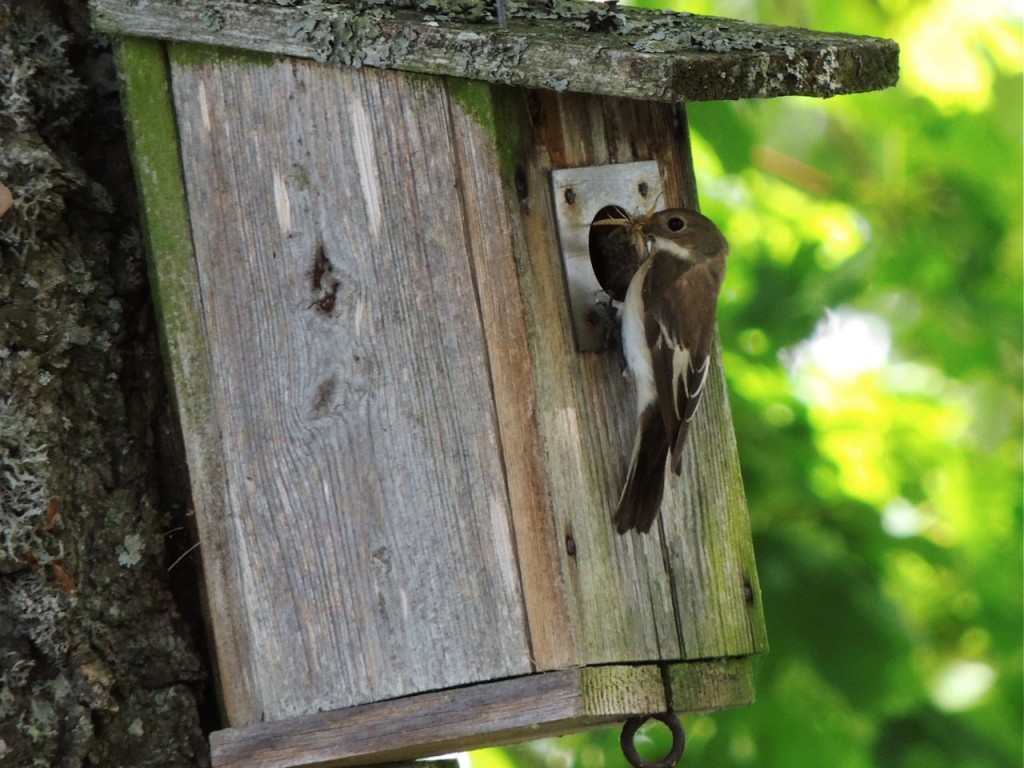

left=445, top=79, right=574, bottom=671
left=665, top=657, right=756, bottom=714
left=114, top=37, right=254, bottom=719
left=663, top=341, right=769, bottom=656
left=211, top=664, right=671, bottom=768
left=168, top=47, right=533, bottom=723
left=91, top=0, right=899, bottom=103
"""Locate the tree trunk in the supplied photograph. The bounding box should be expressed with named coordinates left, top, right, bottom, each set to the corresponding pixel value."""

left=0, top=1, right=210, bottom=764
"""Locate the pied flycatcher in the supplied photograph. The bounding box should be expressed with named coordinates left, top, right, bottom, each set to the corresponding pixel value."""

left=614, top=208, right=728, bottom=534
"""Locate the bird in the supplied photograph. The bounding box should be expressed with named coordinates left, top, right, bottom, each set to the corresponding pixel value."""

left=612, top=207, right=729, bottom=534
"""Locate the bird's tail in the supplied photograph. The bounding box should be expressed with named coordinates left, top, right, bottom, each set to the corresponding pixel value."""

left=614, top=403, right=669, bottom=534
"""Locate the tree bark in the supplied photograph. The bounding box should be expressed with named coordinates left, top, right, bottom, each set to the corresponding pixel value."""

left=0, top=1, right=210, bottom=764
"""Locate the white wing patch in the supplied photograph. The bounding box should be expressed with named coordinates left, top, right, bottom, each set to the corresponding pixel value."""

left=669, top=336, right=690, bottom=420
left=684, top=356, right=711, bottom=421
left=657, top=319, right=695, bottom=421
left=658, top=318, right=711, bottom=422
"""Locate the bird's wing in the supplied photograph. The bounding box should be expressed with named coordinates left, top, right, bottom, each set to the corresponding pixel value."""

left=645, top=260, right=721, bottom=473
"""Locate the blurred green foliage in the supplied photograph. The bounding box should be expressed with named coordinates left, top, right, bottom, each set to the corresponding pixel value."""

left=472, top=0, right=1022, bottom=766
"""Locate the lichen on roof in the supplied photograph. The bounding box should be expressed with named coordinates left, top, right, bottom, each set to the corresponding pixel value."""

left=91, top=0, right=899, bottom=102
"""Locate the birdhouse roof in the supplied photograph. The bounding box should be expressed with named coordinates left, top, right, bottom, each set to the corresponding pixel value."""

left=93, top=0, right=898, bottom=102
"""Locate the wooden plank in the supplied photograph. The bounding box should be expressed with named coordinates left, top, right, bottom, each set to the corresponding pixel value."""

left=91, top=0, right=899, bottom=104
left=665, top=658, right=756, bottom=713
left=663, top=339, right=770, bottom=656
left=445, top=79, right=575, bottom=671
left=488, top=90, right=683, bottom=665
left=114, top=37, right=253, bottom=723
left=167, top=45, right=532, bottom=724
left=210, top=665, right=670, bottom=768
left=514, top=91, right=767, bottom=662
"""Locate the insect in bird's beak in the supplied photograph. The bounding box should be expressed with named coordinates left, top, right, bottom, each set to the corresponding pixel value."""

left=592, top=202, right=663, bottom=258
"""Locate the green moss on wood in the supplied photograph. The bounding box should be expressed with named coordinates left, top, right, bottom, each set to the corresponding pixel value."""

left=170, top=40, right=282, bottom=69
left=579, top=664, right=666, bottom=714
left=445, top=79, right=529, bottom=213
left=447, top=77, right=496, bottom=137
left=115, top=39, right=216, bottom=435
left=665, top=658, right=756, bottom=714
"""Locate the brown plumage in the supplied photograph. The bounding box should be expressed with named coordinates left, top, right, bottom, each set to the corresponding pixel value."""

left=614, top=208, right=728, bottom=534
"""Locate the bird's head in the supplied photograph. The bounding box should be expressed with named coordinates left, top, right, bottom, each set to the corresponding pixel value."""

left=638, top=208, right=729, bottom=263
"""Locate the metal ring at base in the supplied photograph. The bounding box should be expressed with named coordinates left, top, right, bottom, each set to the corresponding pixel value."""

left=620, top=712, right=687, bottom=768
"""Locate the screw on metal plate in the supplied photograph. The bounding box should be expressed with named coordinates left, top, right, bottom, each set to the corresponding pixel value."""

left=620, top=712, right=687, bottom=768
left=550, top=161, right=664, bottom=352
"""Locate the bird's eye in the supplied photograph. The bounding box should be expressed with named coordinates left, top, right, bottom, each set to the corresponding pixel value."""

left=667, top=216, right=685, bottom=232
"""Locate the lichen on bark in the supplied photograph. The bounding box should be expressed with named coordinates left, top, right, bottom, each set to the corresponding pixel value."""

left=0, top=1, right=210, bottom=764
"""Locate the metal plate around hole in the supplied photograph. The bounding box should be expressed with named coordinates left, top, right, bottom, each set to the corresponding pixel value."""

left=551, top=161, right=664, bottom=351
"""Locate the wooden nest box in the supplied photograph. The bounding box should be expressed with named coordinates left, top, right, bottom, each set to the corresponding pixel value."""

left=93, top=1, right=898, bottom=765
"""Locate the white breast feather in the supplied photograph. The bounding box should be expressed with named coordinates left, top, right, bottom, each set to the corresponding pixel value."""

left=622, top=261, right=655, bottom=415
left=651, top=237, right=695, bottom=264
